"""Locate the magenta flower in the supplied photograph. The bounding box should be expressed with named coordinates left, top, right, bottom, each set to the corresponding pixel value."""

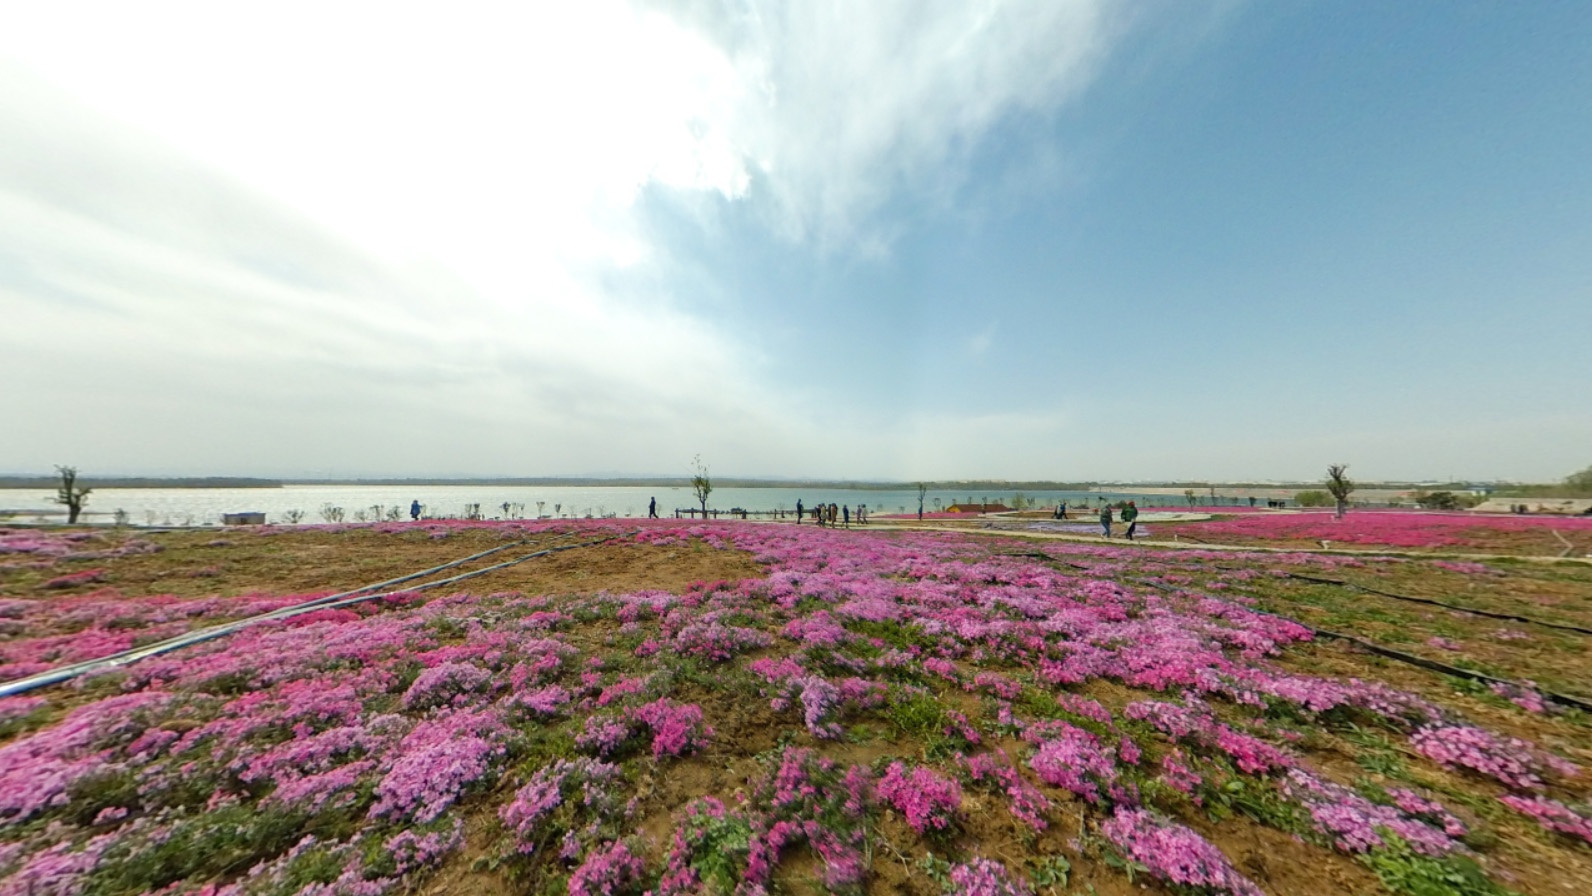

left=1100, top=807, right=1264, bottom=896
left=878, top=761, right=962, bottom=834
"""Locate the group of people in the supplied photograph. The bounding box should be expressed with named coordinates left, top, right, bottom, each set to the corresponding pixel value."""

left=1098, top=500, right=1139, bottom=540
left=795, top=499, right=865, bottom=528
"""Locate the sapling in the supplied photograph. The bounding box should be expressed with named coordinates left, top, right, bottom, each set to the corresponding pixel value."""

left=1326, top=464, right=1354, bottom=520
left=50, top=466, right=92, bottom=524
left=691, top=454, right=712, bottom=518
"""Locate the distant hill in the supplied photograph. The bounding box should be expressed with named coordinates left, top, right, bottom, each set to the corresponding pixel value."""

left=0, top=476, right=284, bottom=489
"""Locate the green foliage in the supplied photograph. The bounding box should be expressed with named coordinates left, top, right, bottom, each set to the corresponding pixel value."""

left=882, top=690, right=972, bottom=760
left=1565, top=465, right=1592, bottom=495
left=1204, top=773, right=1310, bottom=835
left=1020, top=690, right=1116, bottom=740
left=273, top=841, right=347, bottom=893
left=85, top=803, right=311, bottom=896
left=1411, top=490, right=1481, bottom=510
left=0, top=703, right=54, bottom=741
left=1028, top=854, right=1072, bottom=893
left=66, top=768, right=142, bottom=826
left=845, top=618, right=937, bottom=651
left=916, top=852, right=954, bottom=890
left=1295, top=490, right=1332, bottom=507
left=196, top=669, right=258, bottom=696
left=424, top=616, right=470, bottom=640
left=682, top=809, right=753, bottom=894
left=886, top=691, right=950, bottom=739
left=1361, top=835, right=1516, bottom=896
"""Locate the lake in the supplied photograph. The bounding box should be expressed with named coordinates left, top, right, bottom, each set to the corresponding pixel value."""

left=0, top=484, right=1210, bottom=526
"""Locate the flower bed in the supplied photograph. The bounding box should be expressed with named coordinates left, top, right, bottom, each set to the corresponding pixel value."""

left=1155, top=511, right=1592, bottom=552
left=0, top=521, right=1586, bottom=895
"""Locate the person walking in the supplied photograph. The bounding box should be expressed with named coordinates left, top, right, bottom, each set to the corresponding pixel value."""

left=842, top=505, right=850, bottom=528
left=796, top=499, right=804, bottom=524
left=1122, top=501, right=1139, bottom=540
left=1099, top=503, right=1113, bottom=538
left=648, top=496, right=658, bottom=518
left=410, top=499, right=421, bottom=521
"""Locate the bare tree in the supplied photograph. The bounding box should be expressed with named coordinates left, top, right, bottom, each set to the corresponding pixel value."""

left=1326, top=464, right=1354, bottom=520
left=50, top=466, right=92, bottom=524
left=691, top=454, right=713, bottom=518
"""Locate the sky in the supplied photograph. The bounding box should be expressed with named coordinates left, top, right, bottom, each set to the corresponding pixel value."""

left=2, top=1, right=1588, bottom=483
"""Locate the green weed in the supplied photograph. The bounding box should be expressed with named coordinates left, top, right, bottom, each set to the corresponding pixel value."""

left=1360, top=834, right=1516, bottom=896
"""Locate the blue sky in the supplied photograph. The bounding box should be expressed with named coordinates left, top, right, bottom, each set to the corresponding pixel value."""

left=2, top=1, right=1588, bottom=482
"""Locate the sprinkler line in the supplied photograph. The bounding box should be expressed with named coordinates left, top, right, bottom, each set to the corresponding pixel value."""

left=0, top=534, right=627, bottom=698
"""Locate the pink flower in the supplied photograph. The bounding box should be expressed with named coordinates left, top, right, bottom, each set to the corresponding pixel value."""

left=878, top=761, right=961, bottom=834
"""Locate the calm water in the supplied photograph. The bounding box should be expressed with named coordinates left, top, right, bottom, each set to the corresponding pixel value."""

left=0, top=484, right=1211, bottom=526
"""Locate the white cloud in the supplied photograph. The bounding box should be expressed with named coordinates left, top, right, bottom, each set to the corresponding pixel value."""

left=659, top=0, right=1121, bottom=249
left=0, top=1, right=1137, bottom=477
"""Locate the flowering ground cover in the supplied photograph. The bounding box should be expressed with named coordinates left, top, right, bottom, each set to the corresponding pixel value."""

left=1, top=521, right=1590, bottom=896
left=1141, top=511, right=1592, bottom=556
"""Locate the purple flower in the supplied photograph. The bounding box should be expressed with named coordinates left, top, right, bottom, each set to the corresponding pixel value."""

left=1100, top=807, right=1264, bottom=896
left=878, top=761, right=961, bottom=834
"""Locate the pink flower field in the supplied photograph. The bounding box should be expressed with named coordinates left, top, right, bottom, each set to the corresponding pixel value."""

left=1, top=520, right=1589, bottom=896
left=1151, top=510, right=1592, bottom=554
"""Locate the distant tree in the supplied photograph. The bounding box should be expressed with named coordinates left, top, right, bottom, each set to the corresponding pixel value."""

left=1567, top=465, right=1592, bottom=495
left=691, top=454, right=712, bottom=518
left=1414, top=490, right=1461, bottom=510
left=1326, top=464, right=1354, bottom=519
left=1184, top=489, right=1197, bottom=509
left=1294, top=490, right=1332, bottom=507
left=917, top=483, right=928, bottom=520
left=319, top=504, right=345, bottom=523
left=50, top=466, right=92, bottom=524
left=283, top=509, right=305, bottom=524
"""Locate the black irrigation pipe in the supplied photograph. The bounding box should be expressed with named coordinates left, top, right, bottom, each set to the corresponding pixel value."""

left=1301, top=626, right=1592, bottom=714
left=1278, top=572, right=1592, bottom=637
left=1123, top=574, right=1592, bottom=713
left=998, top=551, right=1093, bottom=571
left=993, top=547, right=1592, bottom=716
left=0, top=534, right=629, bottom=698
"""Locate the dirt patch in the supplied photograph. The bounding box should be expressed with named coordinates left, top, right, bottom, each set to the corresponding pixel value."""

left=1, top=525, right=766, bottom=601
